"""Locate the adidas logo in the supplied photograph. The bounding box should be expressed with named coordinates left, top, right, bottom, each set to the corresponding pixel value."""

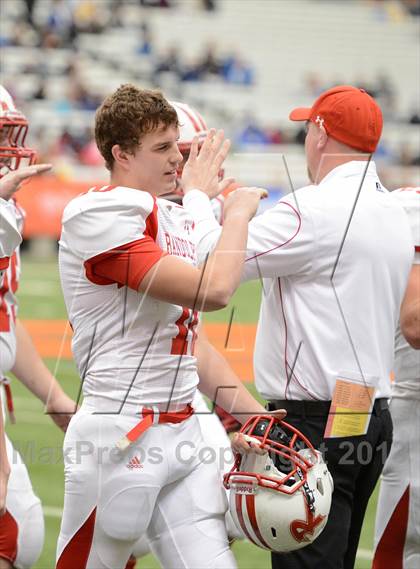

left=126, top=456, right=143, bottom=470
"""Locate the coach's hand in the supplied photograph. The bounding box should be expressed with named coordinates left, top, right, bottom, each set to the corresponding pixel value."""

left=224, top=186, right=268, bottom=222
left=181, top=129, right=235, bottom=198
left=46, top=392, right=77, bottom=432
left=0, top=163, right=52, bottom=201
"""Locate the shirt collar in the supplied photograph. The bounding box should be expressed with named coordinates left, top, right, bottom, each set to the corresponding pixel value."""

left=320, top=160, right=377, bottom=186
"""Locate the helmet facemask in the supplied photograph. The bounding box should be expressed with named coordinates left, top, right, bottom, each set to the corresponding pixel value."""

left=0, top=113, right=36, bottom=178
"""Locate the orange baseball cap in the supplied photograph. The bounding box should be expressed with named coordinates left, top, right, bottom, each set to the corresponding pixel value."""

left=289, top=85, right=383, bottom=153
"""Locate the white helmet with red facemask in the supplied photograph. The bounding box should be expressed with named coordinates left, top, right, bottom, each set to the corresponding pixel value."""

left=168, top=101, right=225, bottom=222
left=224, top=415, right=333, bottom=553
left=171, top=101, right=208, bottom=161
left=0, top=85, right=36, bottom=178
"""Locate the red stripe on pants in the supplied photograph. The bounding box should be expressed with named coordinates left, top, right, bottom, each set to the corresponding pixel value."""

left=0, top=510, right=18, bottom=564
left=56, top=508, right=96, bottom=569
left=372, top=486, right=410, bottom=569
left=125, top=555, right=137, bottom=569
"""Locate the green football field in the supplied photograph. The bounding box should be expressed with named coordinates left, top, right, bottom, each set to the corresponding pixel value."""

left=5, top=258, right=377, bottom=568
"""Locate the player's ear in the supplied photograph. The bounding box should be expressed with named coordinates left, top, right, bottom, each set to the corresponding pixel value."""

left=111, top=144, right=130, bottom=170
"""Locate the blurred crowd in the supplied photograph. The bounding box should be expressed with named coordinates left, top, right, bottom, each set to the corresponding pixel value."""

left=0, top=0, right=418, bottom=171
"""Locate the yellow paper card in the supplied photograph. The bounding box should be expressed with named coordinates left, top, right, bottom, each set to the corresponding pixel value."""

left=324, top=378, right=376, bottom=438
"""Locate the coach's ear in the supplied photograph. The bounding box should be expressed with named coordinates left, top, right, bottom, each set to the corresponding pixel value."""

left=111, top=144, right=131, bottom=171
left=316, top=124, right=329, bottom=151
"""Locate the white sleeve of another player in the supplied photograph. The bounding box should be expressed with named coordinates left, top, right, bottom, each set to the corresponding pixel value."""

left=242, top=199, right=314, bottom=281
left=183, top=190, right=222, bottom=263
left=61, top=187, right=156, bottom=259
left=393, top=188, right=420, bottom=264
left=0, top=198, right=22, bottom=259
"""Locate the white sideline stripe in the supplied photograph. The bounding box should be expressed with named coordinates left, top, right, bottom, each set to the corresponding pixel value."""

left=44, top=506, right=63, bottom=518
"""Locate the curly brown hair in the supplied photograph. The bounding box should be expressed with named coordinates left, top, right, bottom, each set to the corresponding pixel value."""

left=95, top=84, right=178, bottom=170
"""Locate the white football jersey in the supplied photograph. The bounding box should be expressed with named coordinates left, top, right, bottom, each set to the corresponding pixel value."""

left=0, top=199, right=23, bottom=374
left=392, top=187, right=420, bottom=399
left=0, top=198, right=21, bottom=276
left=59, top=185, right=200, bottom=413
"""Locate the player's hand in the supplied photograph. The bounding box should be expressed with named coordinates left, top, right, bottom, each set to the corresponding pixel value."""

left=231, top=433, right=268, bottom=455
left=231, top=409, right=287, bottom=455
left=46, top=392, right=77, bottom=433
left=0, top=163, right=52, bottom=201
left=223, top=186, right=268, bottom=222
left=0, top=462, right=10, bottom=517
left=181, top=129, right=234, bottom=198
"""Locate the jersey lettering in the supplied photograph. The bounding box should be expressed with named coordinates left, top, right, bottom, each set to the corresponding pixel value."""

left=171, top=308, right=199, bottom=355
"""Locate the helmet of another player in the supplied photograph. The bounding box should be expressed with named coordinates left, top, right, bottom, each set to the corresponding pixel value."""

left=224, top=415, right=333, bottom=553
left=0, top=85, right=36, bottom=178
left=171, top=101, right=225, bottom=185
left=171, top=101, right=208, bottom=164
left=164, top=101, right=226, bottom=223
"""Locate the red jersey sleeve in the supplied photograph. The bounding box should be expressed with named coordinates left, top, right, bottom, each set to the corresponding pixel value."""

left=84, top=237, right=167, bottom=291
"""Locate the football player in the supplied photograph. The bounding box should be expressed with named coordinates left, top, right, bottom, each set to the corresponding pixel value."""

left=373, top=187, right=420, bottom=569
left=56, top=84, right=283, bottom=569
left=0, top=84, right=75, bottom=569
left=125, top=100, right=248, bottom=569
left=0, top=198, right=21, bottom=519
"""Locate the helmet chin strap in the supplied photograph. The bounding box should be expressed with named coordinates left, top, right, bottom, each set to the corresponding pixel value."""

left=299, top=472, right=316, bottom=513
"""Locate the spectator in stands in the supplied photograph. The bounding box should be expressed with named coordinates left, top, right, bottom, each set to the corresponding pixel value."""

left=9, top=18, right=39, bottom=47
left=136, top=21, right=154, bottom=55
left=199, top=43, right=223, bottom=77
left=140, top=0, right=172, bottom=7
left=401, top=0, right=420, bottom=16
left=408, top=109, right=420, bottom=123
left=236, top=116, right=269, bottom=146
left=221, top=52, right=254, bottom=85
left=202, top=0, right=217, bottom=10
left=73, top=0, right=109, bottom=34
left=40, top=27, right=62, bottom=49
left=154, top=46, right=182, bottom=79
left=23, top=0, right=37, bottom=26
left=46, top=0, right=77, bottom=46
left=181, top=54, right=204, bottom=82
left=33, top=79, right=47, bottom=100
left=374, top=72, right=397, bottom=116
left=109, top=0, right=125, bottom=27
left=266, top=126, right=285, bottom=145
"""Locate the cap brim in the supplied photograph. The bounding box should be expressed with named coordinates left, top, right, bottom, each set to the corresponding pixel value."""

left=289, top=107, right=311, bottom=121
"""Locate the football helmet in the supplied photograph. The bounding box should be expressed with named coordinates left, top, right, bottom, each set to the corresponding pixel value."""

left=0, top=85, right=36, bottom=177
left=224, top=415, right=333, bottom=552
left=170, top=100, right=224, bottom=185
left=171, top=100, right=208, bottom=161
left=163, top=101, right=226, bottom=222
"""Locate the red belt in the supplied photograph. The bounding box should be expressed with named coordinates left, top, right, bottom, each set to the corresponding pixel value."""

left=116, top=403, right=194, bottom=451
left=1, top=377, right=15, bottom=424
